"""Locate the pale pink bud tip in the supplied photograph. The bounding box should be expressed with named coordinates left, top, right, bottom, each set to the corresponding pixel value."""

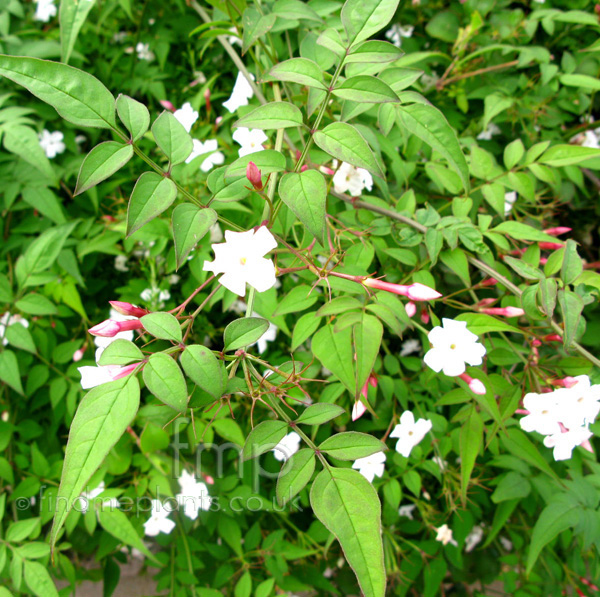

left=246, top=161, right=263, bottom=191
left=544, top=227, right=571, bottom=236
left=352, top=400, right=367, bottom=421
left=481, top=277, right=498, bottom=286
left=405, top=302, right=417, bottom=317
left=203, top=474, right=215, bottom=485
left=112, top=363, right=139, bottom=380
left=159, top=100, right=176, bottom=112
left=480, top=306, right=524, bottom=317
left=88, top=319, right=143, bottom=337
left=406, top=282, right=442, bottom=302
left=109, top=301, right=148, bottom=318
left=469, top=379, right=486, bottom=395
left=538, top=241, right=564, bottom=251
left=73, top=348, right=85, bottom=362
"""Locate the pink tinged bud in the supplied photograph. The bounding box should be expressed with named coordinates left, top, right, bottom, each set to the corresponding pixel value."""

left=515, top=409, right=530, bottom=415
left=544, top=334, right=562, bottom=342
left=215, top=116, right=223, bottom=126
left=405, top=301, right=417, bottom=317
left=459, top=373, right=486, bottom=395
left=88, top=318, right=143, bottom=337
left=560, top=376, right=579, bottom=389
left=532, top=339, right=542, bottom=347
left=362, top=279, right=441, bottom=301
left=477, top=298, right=496, bottom=307
left=321, top=166, right=335, bottom=175
left=300, top=164, right=309, bottom=172
left=538, top=241, right=564, bottom=251
left=420, top=308, right=430, bottom=324
left=539, top=257, right=548, bottom=265
left=406, top=282, right=442, bottom=302
left=352, top=400, right=367, bottom=421
left=544, top=227, right=571, bottom=236
left=481, top=277, right=498, bottom=286
left=246, top=161, right=263, bottom=191
left=159, top=100, right=176, bottom=112
left=73, top=348, right=85, bottom=362
left=112, top=363, right=139, bottom=380
left=203, top=474, right=215, bottom=485
left=109, top=301, right=148, bottom=318
left=479, top=306, right=524, bottom=317
left=580, top=439, right=594, bottom=454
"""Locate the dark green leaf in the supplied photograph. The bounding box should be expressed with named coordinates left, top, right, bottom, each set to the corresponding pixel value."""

left=224, top=317, right=269, bottom=351
left=172, top=205, right=217, bottom=269
left=295, top=403, right=345, bottom=425
left=143, top=353, right=188, bottom=411
left=127, top=172, right=177, bottom=237
left=75, top=141, right=133, bottom=195
left=277, top=449, right=315, bottom=506
left=180, top=344, right=227, bottom=400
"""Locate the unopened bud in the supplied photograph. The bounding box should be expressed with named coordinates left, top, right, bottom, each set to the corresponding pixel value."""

left=480, top=306, right=524, bottom=317
left=420, top=307, right=430, bottom=324
left=88, top=318, right=143, bottom=338
left=352, top=400, right=367, bottom=421
left=405, top=302, right=417, bottom=317
left=73, top=347, right=85, bottom=362
left=538, top=241, right=564, bottom=251
left=543, top=334, right=562, bottom=342
left=109, top=301, right=149, bottom=318
left=459, top=373, right=486, bottom=395
left=204, top=87, right=211, bottom=114
left=362, top=279, right=441, bottom=301
left=481, top=277, right=498, bottom=286
left=543, top=227, right=571, bottom=236
left=246, top=161, right=263, bottom=191
left=159, top=100, right=176, bottom=112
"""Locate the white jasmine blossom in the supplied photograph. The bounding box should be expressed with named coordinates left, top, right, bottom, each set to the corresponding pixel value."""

left=477, top=122, right=501, bottom=141
left=176, top=470, right=211, bottom=520
left=332, top=161, right=373, bottom=196
left=114, top=255, right=129, bottom=272
left=174, top=102, right=199, bottom=133
left=144, top=500, right=176, bottom=537
left=581, top=130, right=600, bottom=149
left=113, top=31, right=128, bottom=43
left=78, top=482, right=105, bottom=513
left=499, top=536, right=513, bottom=551
left=39, top=129, right=66, bottom=158
left=0, top=313, right=30, bottom=347
left=390, top=411, right=432, bottom=457
left=232, top=127, right=268, bottom=157
left=273, top=432, right=301, bottom=462
left=519, top=392, right=563, bottom=436
left=558, top=375, right=600, bottom=429
left=465, top=525, right=484, bottom=552
left=398, top=504, right=417, bottom=519
left=34, top=0, right=57, bottom=22
left=385, top=24, right=414, bottom=48
left=136, top=42, right=154, bottom=61
left=168, top=274, right=181, bottom=286
left=504, top=191, right=517, bottom=214
left=210, top=222, right=224, bottom=243
left=435, top=524, right=458, bottom=547
left=203, top=226, right=277, bottom=296
left=186, top=139, right=225, bottom=172
left=543, top=426, right=594, bottom=461
left=423, top=318, right=486, bottom=377
left=352, top=451, right=386, bottom=483
left=223, top=71, right=255, bottom=113
left=400, top=339, right=421, bottom=357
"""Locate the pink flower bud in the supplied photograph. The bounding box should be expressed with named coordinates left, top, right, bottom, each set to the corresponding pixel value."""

left=215, top=116, right=223, bottom=126
left=405, top=302, right=417, bottom=317
left=532, top=339, right=542, bottom=347
left=352, top=400, right=367, bottom=421
left=112, top=363, right=139, bottom=380
left=481, top=277, right=498, bottom=286
left=88, top=318, right=143, bottom=337
left=544, top=227, right=571, bottom=236
left=538, top=241, right=564, bottom=251
left=321, top=166, right=335, bottom=176
left=204, top=88, right=211, bottom=113
left=361, top=374, right=378, bottom=400
left=159, top=100, right=176, bottom=112
left=479, top=306, right=524, bottom=317
left=300, top=164, right=309, bottom=172
left=553, top=376, right=579, bottom=389
left=109, top=301, right=148, bottom=318
left=73, top=348, right=85, bottom=362
left=539, top=257, right=548, bottom=265
left=543, top=334, right=562, bottom=342
left=246, top=161, right=263, bottom=191
left=420, top=307, right=430, bottom=324
left=362, top=279, right=441, bottom=301
left=459, top=373, right=486, bottom=395
left=203, top=473, right=215, bottom=485
left=477, top=298, right=496, bottom=307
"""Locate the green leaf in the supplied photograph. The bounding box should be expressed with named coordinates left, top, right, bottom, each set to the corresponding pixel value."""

left=241, top=8, right=277, bottom=55
left=291, top=311, right=321, bottom=350
left=116, top=94, right=150, bottom=142
left=440, top=248, right=471, bottom=286
left=98, top=509, right=159, bottom=564
left=0, top=55, right=116, bottom=129
left=6, top=518, right=40, bottom=542
left=312, top=324, right=355, bottom=393
left=503, top=255, right=544, bottom=281
left=459, top=407, right=482, bottom=502
left=539, top=144, right=600, bottom=167
left=3, top=125, right=56, bottom=182
left=314, top=122, right=383, bottom=177
left=224, top=150, right=287, bottom=180
left=75, top=141, right=133, bottom=195
left=342, top=0, right=400, bottom=47
left=455, top=313, right=522, bottom=335
left=346, top=40, right=403, bottom=63
left=482, top=93, right=514, bottom=130
left=97, top=339, right=143, bottom=366
left=500, top=427, right=558, bottom=480
left=49, top=376, right=140, bottom=551
left=4, top=323, right=36, bottom=354
left=127, top=172, right=178, bottom=237
left=15, top=294, right=57, bottom=315
left=316, top=297, right=362, bottom=316
left=560, top=240, right=583, bottom=286
left=266, top=58, right=326, bottom=90
left=526, top=498, right=579, bottom=575
left=319, top=432, right=386, bottom=461
left=310, top=467, right=386, bottom=597
left=143, top=353, right=188, bottom=412
left=504, top=138, right=525, bottom=170
left=234, top=571, right=252, bottom=597
left=559, top=73, right=600, bottom=91
left=223, top=317, right=269, bottom=351
left=295, top=403, right=345, bottom=426
left=22, top=187, right=66, bottom=225
left=242, top=420, right=288, bottom=460
left=558, top=289, right=583, bottom=348
left=60, top=0, right=96, bottom=64
left=278, top=170, right=327, bottom=245
left=141, top=312, right=182, bottom=342
left=333, top=75, right=399, bottom=103
left=212, top=418, right=245, bottom=446
left=234, top=101, right=304, bottom=129
left=180, top=344, right=227, bottom=400
left=354, top=313, right=383, bottom=399
left=273, top=285, right=318, bottom=316
left=151, top=110, right=193, bottom=165
left=23, top=560, right=58, bottom=597
left=492, top=221, right=562, bottom=243
left=172, top=204, right=217, bottom=270
left=0, top=350, right=23, bottom=395
left=277, top=449, right=315, bottom=506
left=395, top=103, right=469, bottom=191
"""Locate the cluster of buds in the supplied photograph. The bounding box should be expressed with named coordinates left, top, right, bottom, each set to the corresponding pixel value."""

left=88, top=301, right=149, bottom=338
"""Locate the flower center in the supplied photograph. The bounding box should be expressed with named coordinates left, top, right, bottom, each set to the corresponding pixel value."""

left=542, top=409, right=548, bottom=415
left=239, top=257, right=247, bottom=265
left=450, top=344, right=456, bottom=349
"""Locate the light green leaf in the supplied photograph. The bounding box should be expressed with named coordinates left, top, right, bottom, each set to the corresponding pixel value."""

left=455, top=313, right=522, bottom=335
left=6, top=518, right=40, bottom=542
left=3, top=125, right=56, bottom=182
left=127, top=172, right=177, bottom=236
left=316, top=297, right=362, bottom=316
left=277, top=449, right=315, bottom=506
left=4, top=323, right=36, bottom=354
left=559, top=73, right=600, bottom=91
left=558, top=289, right=583, bottom=348
left=224, top=317, right=269, bottom=351
left=310, top=467, right=386, bottom=597
left=60, top=0, right=97, bottom=64
left=15, top=293, right=57, bottom=315
left=234, top=101, right=304, bottom=129
left=333, top=75, right=399, bottom=103
left=151, top=110, right=193, bottom=165
left=0, top=55, right=116, bottom=129
left=459, top=407, right=482, bottom=502
left=22, top=187, right=66, bottom=225
left=116, top=94, right=150, bottom=142
left=314, top=122, right=383, bottom=177
left=539, top=144, right=600, bottom=167
left=23, top=560, right=58, bottom=597
left=278, top=170, right=327, bottom=245
left=482, top=93, right=514, bottom=129
left=395, top=103, right=469, bottom=191
left=346, top=40, right=403, bottom=63
left=266, top=58, right=326, bottom=90
left=75, top=141, right=133, bottom=195
left=295, top=403, right=345, bottom=426
left=504, top=138, right=525, bottom=170
left=140, top=312, right=182, bottom=342
left=49, top=376, right=140, bottom=551
left=242, top=420, right=288, bottom=461
left=242, top=8, right=277, bottom=55
left=560, top=239, right=584, bottom=286
left=143, top=353, right=188, bottom=412
left=312, top=324, right=355, bottom=393
left=342, top=0, right=400, bottom=47
left=503, top=255, right=544, bottom=281
left=354, top=313, right=383, bottom=400
left=172, top=204, right=217, bottom=269
left=224, top=150, right=286, bottom=180
left=180, top=344, right=227, bottom=400
left=492, top=221, right=559, bottom=243
left=440, top=248, right=471, bottom=286
left=0, top=350, right=23, bottom=395
left=97, top=339, right=143, bottom=366
left=319, top=431, right=386, bottom=461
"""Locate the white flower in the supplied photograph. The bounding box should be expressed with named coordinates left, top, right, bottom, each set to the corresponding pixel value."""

left=34, top=0, right=57, bottom=22
left=332, top=161, right=373, bottom=196
left=210, top=222, right=223, bottom=243
left=232, top=127, right=268, bottom=157
left=432, top=455, right=447, bottom=471
left=465, top=525, right=484, bottom=553
left=140, top=288, right=170, bottom=308
left=93, top=308, right=135, bottom=350
left=227, top=27, right=242, bottom=47
left=78, top=482, right=105, bottom=513
left=203, top=226, right=277, bottom=296
left=113, top=31, right=128, bottom=43
left=543, top=426, right=593, bottom=461
left=0, top=313, right=30, bottom=347
left=398, top=504, right=417, bottom=519
left=504, top=191, right=517, bottom=215
left=476, top=122, right=501, bottom=141
left=136, top=42, right=154, bottom=61
left=519, top=392, right=563, bottom=436
left=176, top=470, right=211, bottom=520
left=557, top=375, right=600, bottom=429
left=390, top=411, right=432, bottom=457
left=168, top=274, right=181, bottom=286
left=38, top=130, right=65, bottom=158
left=581, top=130, right=600, bottom=149
left=174, top=102, right=199, bottom=133
left=114, top=255, right=129, bottom=272
left=384, top=24, right=414, bottom=48
left=352, top=400, right=367, bottom=421
left=144, top=500, right=175, bottom=537
left=78, top=345, right=138, bottom=390
left=352, top=451, right=386, bottom=483
left=499, top=536, right=513, bottom=551
left=434, top=524, right=458, bottom=547
left=186, top=139, right=225, bottom=172
left=423, top=318, right=486, bottom=377
left=400, top=339, right=421, bottom=357
left=273, top=432, right=301, bottom=462
left=256, top=319, right=277, bottom=353
left=223, top=71, right=255, bottom=113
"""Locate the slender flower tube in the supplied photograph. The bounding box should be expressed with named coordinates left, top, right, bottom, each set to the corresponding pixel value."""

left=459, top=373, right=486, bottom=395
left=362, top=279, right=442, bottom=301
left=479, top=306, right=524, bottom=317
left=88, top=318, right=143, bottom=338
left=543, top=334, right=562, bottom=343
left=159, top=100, right=175, bottom=112
left=538, top=241, right=565, bottom=251
left=109, top=301, right=149, bottom=318
left=544, top=227, right=571, bottom=236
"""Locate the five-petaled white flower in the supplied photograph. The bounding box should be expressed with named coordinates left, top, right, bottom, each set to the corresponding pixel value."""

left=176, top=470, right=211, bottom=520
left=144, top=500, right=176, bottom=537
left=352, top=451, right=386, bottom=483
left=232, top=127, right=268, bottom=157
left=332, top=161, right=373, bottom=196
left=34, top=0, right=57, bottom=22
left=174, top=102, right=199, bottom=132
left=272, top=432, right=301, bottom=462
left=136, top=42, right=154, bottom=61
left=186, top=139, right=225, bottom=172
left=476, top=122, right=501, bottom=141
left=543, top=426, right=593, bottom=461
left=203, top=226, right=277, bottom=296
left=223, top=71, right=255, bottom=113
left=423, top=318, right=486, bottom=377
left=400, top=339, right=421, bottom=357
left=435, top=524, right=458, bottom=546
left=384, top=24, right=414, bottom=48
left=504, top=191, right=517, bottom=215
left=390, top=411, right=432, bottom=457
left=519, top=392, right=563, bottom=436
left=39, top=129, right=65, bottom=158
left=557, top=375, right=600, bottom=430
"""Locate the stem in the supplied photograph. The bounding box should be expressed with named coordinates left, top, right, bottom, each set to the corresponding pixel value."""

left=245, top=287, right=256, bottom=317
left=437, top=60, right=519, bottom=90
